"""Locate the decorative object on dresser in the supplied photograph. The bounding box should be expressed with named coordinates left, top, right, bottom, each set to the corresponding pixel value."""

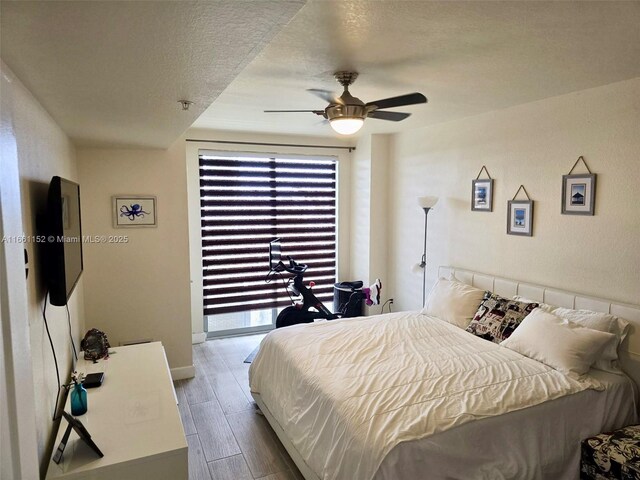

left=562, top=155, right=597, bottom=215
left=507, top=184, right=533, bottom=236
left=112, top=195, right=157, bottom=227
left=581, top=425, right=640, bottom=479
left=471, top=165, right=494, bottom=212
left=52, top=411, right=103, bottom=465
left=69, top=372, right=88, bottom=416
left=81, top=328, right=110, bottom=362
left=416, top=196, right=439, bottom=307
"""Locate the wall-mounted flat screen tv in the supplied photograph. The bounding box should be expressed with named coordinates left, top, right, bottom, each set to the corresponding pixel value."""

left=46, top=176, right=83, bottom=306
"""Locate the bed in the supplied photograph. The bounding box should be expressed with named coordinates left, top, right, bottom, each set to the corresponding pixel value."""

left=248, top=267, right=640, bottom=480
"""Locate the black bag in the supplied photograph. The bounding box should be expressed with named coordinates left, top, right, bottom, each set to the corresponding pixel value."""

left=334, top=281, right=364, bottom=318
left=340, top=291, right=365, bottom=318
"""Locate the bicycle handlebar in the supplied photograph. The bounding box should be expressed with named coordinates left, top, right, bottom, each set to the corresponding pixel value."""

left=273, top=256, right=308, bottom=275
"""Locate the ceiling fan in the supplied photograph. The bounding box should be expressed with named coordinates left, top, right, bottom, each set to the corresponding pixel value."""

left=264, top=71, right=427, bottom=135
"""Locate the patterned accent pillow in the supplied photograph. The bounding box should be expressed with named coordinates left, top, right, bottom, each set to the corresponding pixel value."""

left=581, top=425, right=640, bottom=479
left=465, top=292, right=539, bottom=343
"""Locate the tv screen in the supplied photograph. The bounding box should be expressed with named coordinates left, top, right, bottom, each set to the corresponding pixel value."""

left=269, top=238, right=281, bottom=271
left=46, top=176, right=83, bottom=306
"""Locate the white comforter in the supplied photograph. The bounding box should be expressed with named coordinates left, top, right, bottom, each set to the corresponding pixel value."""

left=249, top=311, right=602, bottom=480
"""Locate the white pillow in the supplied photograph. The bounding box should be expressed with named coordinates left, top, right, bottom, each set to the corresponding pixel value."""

left=501, top=308, right=616, bottom=379
left=511, top=295, right=554, bottom=312
left=422, top=279, right=485, bottom=329
left=551, top=307, right=630, bottom=374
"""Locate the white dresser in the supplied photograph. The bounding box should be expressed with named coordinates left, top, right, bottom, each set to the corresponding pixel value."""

left=46, top=342, right=188, bottom=480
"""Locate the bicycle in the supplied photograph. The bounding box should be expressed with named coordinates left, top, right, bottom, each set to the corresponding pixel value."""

left=267, top=239, right=338, bottom=328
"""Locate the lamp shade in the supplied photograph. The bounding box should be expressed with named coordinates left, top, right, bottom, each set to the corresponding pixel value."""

left=329, top=117, right=364, bottom=135
left=418, top=196, right=439, bottom=209
left=411, top=263, right=424, bottom=274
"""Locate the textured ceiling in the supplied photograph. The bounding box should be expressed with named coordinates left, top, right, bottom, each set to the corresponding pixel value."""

left=192, top=0, right=640, bottom=138
left=0, top=0, right=304, bottom=148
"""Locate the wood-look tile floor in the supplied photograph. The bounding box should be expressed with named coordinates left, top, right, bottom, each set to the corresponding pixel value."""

left=173, top=334, right=304, bottom=480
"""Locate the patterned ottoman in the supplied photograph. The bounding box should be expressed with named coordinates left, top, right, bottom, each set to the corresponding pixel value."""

left=581, top=425, right=640, bottom=479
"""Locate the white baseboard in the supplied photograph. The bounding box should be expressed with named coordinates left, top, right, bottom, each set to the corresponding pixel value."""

left=171, top=365, right=195, bottom=380
left=192, top=332, right=206, bottom=344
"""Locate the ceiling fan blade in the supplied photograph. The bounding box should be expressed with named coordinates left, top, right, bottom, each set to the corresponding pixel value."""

left=264, top=110, right=325, bottom=115
left=365, top=92, right=427, bottom=110
left=367, top=110, right=411, bottom=122
left=307, top=89, right=342, bottom=104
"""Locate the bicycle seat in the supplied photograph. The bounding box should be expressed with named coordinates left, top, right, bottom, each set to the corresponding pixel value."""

left=335, top=281, right=363, bottom=290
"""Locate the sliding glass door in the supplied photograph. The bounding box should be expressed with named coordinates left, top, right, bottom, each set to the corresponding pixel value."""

left=199, top=151, right=337, bottom=337
left=206, top=308, right=276, bottom=336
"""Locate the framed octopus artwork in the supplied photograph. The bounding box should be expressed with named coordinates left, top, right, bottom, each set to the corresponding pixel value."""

left=112, top=195, right=157, bottom=227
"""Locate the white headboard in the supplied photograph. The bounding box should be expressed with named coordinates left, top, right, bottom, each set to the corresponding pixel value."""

left=439, top=266, right=640, bottom=388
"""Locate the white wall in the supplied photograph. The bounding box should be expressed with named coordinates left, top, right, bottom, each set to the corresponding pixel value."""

left=350, top=134, right=393, bottom=313
left=1, top=61, right=84, bottom=477
left=186, top=129, right=353, bottom=336
left=368, top=135, right=391, bottom=289
left=77, top=140, right=193, bottom=377
left=349, top=135, right=371, bottom=283
left=387, top=78, right=640, bottom=311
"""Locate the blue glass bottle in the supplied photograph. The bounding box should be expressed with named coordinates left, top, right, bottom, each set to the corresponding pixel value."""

left=70, top=382, right=88, bottom=416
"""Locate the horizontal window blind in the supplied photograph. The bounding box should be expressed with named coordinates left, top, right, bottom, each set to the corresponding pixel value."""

left=200, top=152, right=337, bottom=316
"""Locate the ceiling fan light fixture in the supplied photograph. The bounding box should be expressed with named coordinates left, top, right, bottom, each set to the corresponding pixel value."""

left=264, top=72, right=427, bottom=134
left=329, top=117, right=364, bottom=135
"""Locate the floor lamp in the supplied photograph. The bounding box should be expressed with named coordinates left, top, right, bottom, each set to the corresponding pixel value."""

left=417, top=196, right=438, bottom=307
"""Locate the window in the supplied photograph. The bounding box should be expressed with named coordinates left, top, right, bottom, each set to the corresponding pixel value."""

left=199, top=151, right=337, bottom=317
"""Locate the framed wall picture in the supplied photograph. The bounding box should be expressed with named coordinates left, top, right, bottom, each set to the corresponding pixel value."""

left=507, top=200, right=533, bottom=236
left=113, top=196, right=157, bottom=227
left=562, top=173, right=596, bottom=215
left=472, top=178, right=493, bottom=212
